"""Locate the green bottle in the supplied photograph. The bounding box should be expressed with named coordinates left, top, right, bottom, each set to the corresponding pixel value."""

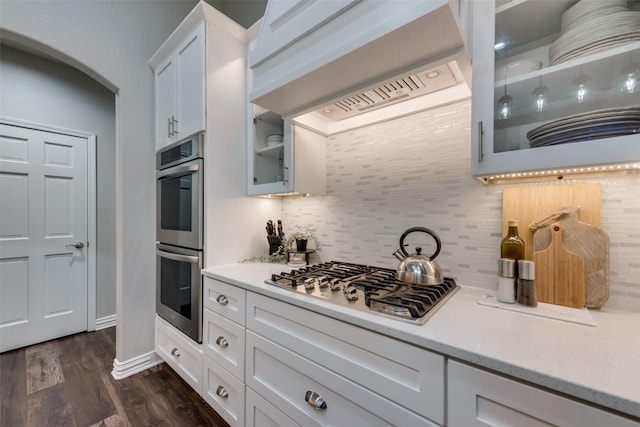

left=500, top=220, right=525, bottom=261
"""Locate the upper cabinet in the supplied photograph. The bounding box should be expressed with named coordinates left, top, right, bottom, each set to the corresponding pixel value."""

left=471, top=0, right=640, bottom=178
left=151, top=23, right=206, bottom=150
left=248, top=106, right=326, bottom=196
left=248, top=0, right=471, bottom=119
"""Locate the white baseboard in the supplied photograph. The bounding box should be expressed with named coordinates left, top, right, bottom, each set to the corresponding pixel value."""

left=111, top=350, right=163, bottom=380
left=95, top=314, right=116, bottom=330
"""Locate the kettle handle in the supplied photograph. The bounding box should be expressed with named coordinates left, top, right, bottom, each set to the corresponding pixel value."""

left=399, top=227, right=441, bottom=260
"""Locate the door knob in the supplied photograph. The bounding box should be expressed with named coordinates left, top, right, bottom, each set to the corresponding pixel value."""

left=66, top=242, right=84, bottom=249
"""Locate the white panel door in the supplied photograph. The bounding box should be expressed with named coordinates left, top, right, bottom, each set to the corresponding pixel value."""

left=175, top=22, right=206, bottom=141
left=0, top=123, right=88, bottom=352
left=155, top=57, right=177, bottom=150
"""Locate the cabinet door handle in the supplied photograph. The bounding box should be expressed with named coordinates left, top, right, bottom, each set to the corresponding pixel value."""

left=478, top=120, right=484, bottom=163
left=305, top=390, right=327, bottom=410
left=283, top=165, right=289, bottom=185
left=216, top=386, right=229, bottom=398
left=216, top=336, right=229, bottom=348
left=171, top=115, right=178, bottom=134
left=171, top=347, right=180, bottom=357
left=216, top=295, right=229, bottom=305
left=168, top=117, right=173, bottom=138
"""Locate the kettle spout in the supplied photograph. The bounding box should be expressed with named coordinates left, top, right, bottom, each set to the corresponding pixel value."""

left=393, top=248, right=405, bottom=261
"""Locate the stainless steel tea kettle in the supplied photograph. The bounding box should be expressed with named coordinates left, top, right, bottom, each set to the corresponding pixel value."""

left=393, top=227, right=443, bottom=285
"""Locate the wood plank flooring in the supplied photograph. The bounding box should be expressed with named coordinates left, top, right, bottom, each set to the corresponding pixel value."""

left=0, top=327, right=230, bottom=427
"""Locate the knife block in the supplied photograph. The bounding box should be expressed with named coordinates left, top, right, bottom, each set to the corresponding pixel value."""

left=267, top=236, right=282, bottom=255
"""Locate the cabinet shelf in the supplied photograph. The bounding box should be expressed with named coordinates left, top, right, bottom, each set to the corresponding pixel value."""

left=255, top=143, right=284, bottom=157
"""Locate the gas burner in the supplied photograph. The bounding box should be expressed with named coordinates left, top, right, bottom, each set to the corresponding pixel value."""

left=266, top=261, right=458, bottom=324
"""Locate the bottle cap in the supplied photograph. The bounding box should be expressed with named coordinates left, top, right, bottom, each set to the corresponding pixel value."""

left=498, top=258, right=515, bottom=277
left=508, top=220, right=519, bottom=227
left=518, top=260, right=535, bottom=280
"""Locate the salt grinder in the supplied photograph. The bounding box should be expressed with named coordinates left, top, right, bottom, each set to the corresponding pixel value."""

left=497, top=258, right=516, bottom=303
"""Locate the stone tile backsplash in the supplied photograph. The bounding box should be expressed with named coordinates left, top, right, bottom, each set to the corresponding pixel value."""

left=282, top=100, right=640, bottom=313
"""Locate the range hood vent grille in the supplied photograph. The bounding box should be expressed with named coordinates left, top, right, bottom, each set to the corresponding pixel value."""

left=318, top=63, right=459, bottom=121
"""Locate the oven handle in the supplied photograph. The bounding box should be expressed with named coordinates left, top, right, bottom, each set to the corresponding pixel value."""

left=156, top=248, right=200, bottom=264
left=156, top=163, right=199, bottom=180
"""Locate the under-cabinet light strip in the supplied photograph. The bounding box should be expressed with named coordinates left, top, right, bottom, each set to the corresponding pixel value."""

left=480, top=163, right=640, bottom=184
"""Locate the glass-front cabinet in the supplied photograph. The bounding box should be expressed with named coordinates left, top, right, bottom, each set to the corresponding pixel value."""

left=471, top=0, right=640, bottom=178
left=248, top=106, right=326, bottom=196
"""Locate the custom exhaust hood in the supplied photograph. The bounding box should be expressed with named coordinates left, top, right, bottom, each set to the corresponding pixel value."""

left=248, top=0, right=472, bottom=132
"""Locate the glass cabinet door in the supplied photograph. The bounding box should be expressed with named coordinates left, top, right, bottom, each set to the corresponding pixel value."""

left=472, top=0, right=640, bottom=178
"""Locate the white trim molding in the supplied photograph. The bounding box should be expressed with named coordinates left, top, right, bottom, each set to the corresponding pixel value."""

left=111, top=351, right=163, bottom=380
left=95, top=315, right=116, bottom=330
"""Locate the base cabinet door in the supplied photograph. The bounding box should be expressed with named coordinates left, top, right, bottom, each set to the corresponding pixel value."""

left=447, top=360, right=640, bottom=427
left=203, top=356, right=245, bottom=427
left=246, top=387, right=300, bottom=427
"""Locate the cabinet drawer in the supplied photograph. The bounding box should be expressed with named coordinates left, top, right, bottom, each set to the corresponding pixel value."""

left=203, top=277, right=245, bottom=324
left=203, top=308, right=245, bottom=381
left=203, top=357, right=245, bottom=427
left=247, top=331, right=438, bottom=427
left=448, top=360, right=640, bottom=427
left=247, top=292, right=445, bottom=424
left=246, top=387, right=300, bottom=427
left=155, top=316, right=203, bottom=394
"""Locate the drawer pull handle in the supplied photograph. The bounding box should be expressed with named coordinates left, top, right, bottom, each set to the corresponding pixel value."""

left=216, top=295, right=229, bottom=305
left=216, top=336, right=229, bottom=348
left=305, top=390, right=327, bottom=410
left=216, top=386, right=229, bottom=398
left=171, top=348, right=180, bottom=357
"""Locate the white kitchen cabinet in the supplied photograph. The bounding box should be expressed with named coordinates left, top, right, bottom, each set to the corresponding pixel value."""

left=471, top=1, right=640, bottom=178
left=248, top=108, right=326, bottom=196
left=151, top=23, right=205, bottom=150
left=246, top=387, right=300, bottom=427
left=447, top=360, right=640, bottom=427
left=245, top=292, right=443, bottom=426
left=203, top=356, right=245, bottom=427
left=202, top=276, right=247, bottom=427
left=155, top=315, right=203, bottom=394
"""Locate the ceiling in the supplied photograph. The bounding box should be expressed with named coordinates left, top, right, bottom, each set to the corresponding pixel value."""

left=205, top=0, right=267, bottom=29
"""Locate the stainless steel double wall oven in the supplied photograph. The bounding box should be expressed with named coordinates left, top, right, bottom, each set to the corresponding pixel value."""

left=156, top=133, right=204, bottom=342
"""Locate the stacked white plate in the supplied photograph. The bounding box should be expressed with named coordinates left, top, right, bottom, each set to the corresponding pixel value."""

left=266, top=134, right=283, bottom=147
left=550, top=0, right=640, bottom=65
left=527, top=107, right=640, bottom=147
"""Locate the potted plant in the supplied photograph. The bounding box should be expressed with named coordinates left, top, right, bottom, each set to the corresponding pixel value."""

left=280, top=226, right=319, bottom=253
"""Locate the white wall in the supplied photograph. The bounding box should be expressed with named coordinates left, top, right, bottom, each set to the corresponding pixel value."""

left=283, top=100, right=640, bottom=313
left=0, top=45, right=117, bottom=320
left=0, top=0, right=197, bottom=362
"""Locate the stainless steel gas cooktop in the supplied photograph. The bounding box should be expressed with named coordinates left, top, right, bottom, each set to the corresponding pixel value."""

left=266, top=261, right=458, bottom=325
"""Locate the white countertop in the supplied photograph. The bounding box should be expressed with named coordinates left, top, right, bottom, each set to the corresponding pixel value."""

left=202, top=262, right=640, bottom=420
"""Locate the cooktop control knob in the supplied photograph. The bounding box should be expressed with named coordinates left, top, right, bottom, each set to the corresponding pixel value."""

left=317, top=276, right=329, bottom=288
left=344, top=285, right=358, bottom=301
left=304, top=278, right=315, bottom=290
left=329, top=279, right=342, bottom=291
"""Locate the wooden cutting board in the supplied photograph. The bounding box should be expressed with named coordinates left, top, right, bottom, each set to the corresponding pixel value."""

left=533, top=223, right=586, bottom=308
left=502, top=183, right=601, bottom=260
left=532, top=206, right=609, bottom=309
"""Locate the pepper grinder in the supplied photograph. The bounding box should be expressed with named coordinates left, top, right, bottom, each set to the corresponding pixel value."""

left=517, top=260, right=537, bottom=307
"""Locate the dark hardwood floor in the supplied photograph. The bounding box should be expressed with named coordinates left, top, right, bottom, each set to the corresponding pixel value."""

left=0, top=327, right=230, bottom=427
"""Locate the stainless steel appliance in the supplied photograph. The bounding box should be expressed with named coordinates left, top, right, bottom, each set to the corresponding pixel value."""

left=156, top=133, right=204, bottom=343
left=266, top=261, right=458, bottom=325
left=156, top=133, right=204, bottom=250
left=156, top=243, right=202, bottom=342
